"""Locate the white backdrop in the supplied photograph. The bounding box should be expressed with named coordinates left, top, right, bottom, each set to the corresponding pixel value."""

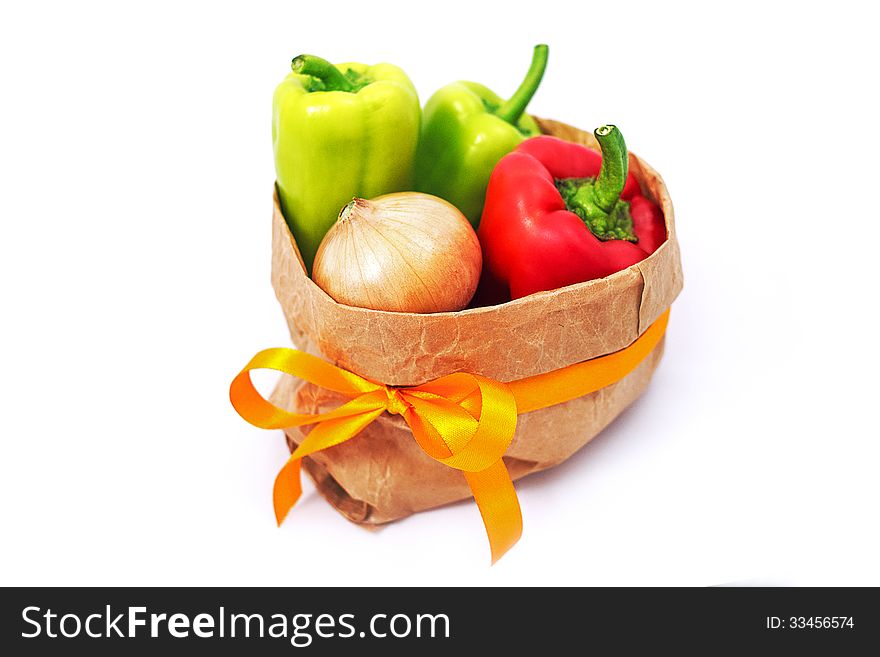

left=1, top=0, right=877, bottom=586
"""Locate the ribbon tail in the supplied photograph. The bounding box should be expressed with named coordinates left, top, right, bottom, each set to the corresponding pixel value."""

left=272, top=407, right=386, bottom=527
left=273, top=456, right=303, bottom=526
left=464, top=460, right=522, bottom=564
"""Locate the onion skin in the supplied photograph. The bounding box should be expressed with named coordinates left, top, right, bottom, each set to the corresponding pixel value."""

left=312, top=193, right=482, bottom=313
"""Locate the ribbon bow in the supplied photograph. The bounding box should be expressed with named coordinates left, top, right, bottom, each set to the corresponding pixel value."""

left=230, top=309, right=669, bottom=563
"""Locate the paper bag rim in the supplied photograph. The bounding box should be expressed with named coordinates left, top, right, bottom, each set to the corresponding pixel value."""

left=271, top=117, right=683, bottom=385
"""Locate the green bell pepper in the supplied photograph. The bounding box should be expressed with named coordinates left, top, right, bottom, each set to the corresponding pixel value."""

left=414, top=44, right=549, bottom=226
left=273, top=54, right=420, bottom=271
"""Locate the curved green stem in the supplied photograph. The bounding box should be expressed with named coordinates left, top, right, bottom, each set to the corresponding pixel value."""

left=555, top=125, right=635, bottom=241
left=292, top=54, right=354, bottom=92
left=593, top=125, right=628, bottom=213
left=495, top=44, right=549, bottom=124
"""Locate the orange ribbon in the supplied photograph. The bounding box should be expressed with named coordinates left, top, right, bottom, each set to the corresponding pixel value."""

left=230, top=309, right=669, bottom=563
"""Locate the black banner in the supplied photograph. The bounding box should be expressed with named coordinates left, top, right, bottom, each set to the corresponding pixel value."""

left=1, top=587, right=876, bottom=653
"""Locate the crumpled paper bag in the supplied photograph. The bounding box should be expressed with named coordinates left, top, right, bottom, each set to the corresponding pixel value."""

left=267, top=117, right=683, bottom=525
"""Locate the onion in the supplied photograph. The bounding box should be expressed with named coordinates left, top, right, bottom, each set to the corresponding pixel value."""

left=312, top=192, right=482, bottom=313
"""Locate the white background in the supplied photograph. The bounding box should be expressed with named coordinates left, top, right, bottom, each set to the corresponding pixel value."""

left=1, top=0, right=878, bottom=586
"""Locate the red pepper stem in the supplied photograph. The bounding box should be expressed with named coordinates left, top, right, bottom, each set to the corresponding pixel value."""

left=593, top=125, right=628, bottom=213
left=495, top=45, right=549, bottom=125
left=291, top=54, right=354, bottom=92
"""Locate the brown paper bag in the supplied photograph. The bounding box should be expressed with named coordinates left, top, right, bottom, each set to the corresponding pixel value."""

left=268, top=117, right=683, bottom=525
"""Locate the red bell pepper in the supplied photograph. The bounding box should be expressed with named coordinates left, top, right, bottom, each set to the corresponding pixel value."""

left=477, top=125, right=667, bottom=301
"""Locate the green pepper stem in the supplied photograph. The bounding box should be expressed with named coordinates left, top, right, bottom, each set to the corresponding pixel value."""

left=593, top=125, right=628, bottom=213
left=291, top=54, right=354, bottom=92
left=495, top=44, right=549, bottom=125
